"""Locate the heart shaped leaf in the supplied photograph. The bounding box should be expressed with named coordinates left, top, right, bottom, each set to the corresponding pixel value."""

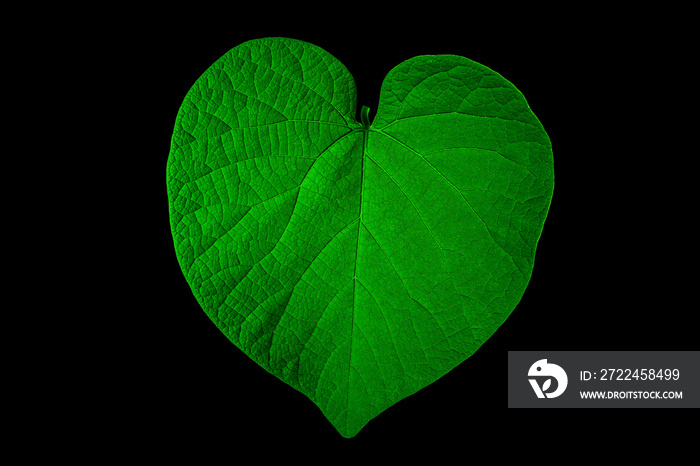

left=167, top=37, right=553, bottom=437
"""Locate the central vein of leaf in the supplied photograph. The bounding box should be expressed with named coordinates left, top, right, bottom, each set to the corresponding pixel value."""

left=346, top=107, right=371, bottom=423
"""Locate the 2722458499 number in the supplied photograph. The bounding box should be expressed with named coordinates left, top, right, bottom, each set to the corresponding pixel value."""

left=581, top=369, right=680, bottom=381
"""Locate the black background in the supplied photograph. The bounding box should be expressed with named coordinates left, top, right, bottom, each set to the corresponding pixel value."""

left=105, top=13, right=694, bottom=454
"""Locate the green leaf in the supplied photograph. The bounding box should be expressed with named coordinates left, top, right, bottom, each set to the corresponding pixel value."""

left=167, top=37, right=553, bottom=437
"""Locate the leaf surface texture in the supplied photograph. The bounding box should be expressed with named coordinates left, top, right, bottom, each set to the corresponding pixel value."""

left=167, top=37, right=554, bottom=437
